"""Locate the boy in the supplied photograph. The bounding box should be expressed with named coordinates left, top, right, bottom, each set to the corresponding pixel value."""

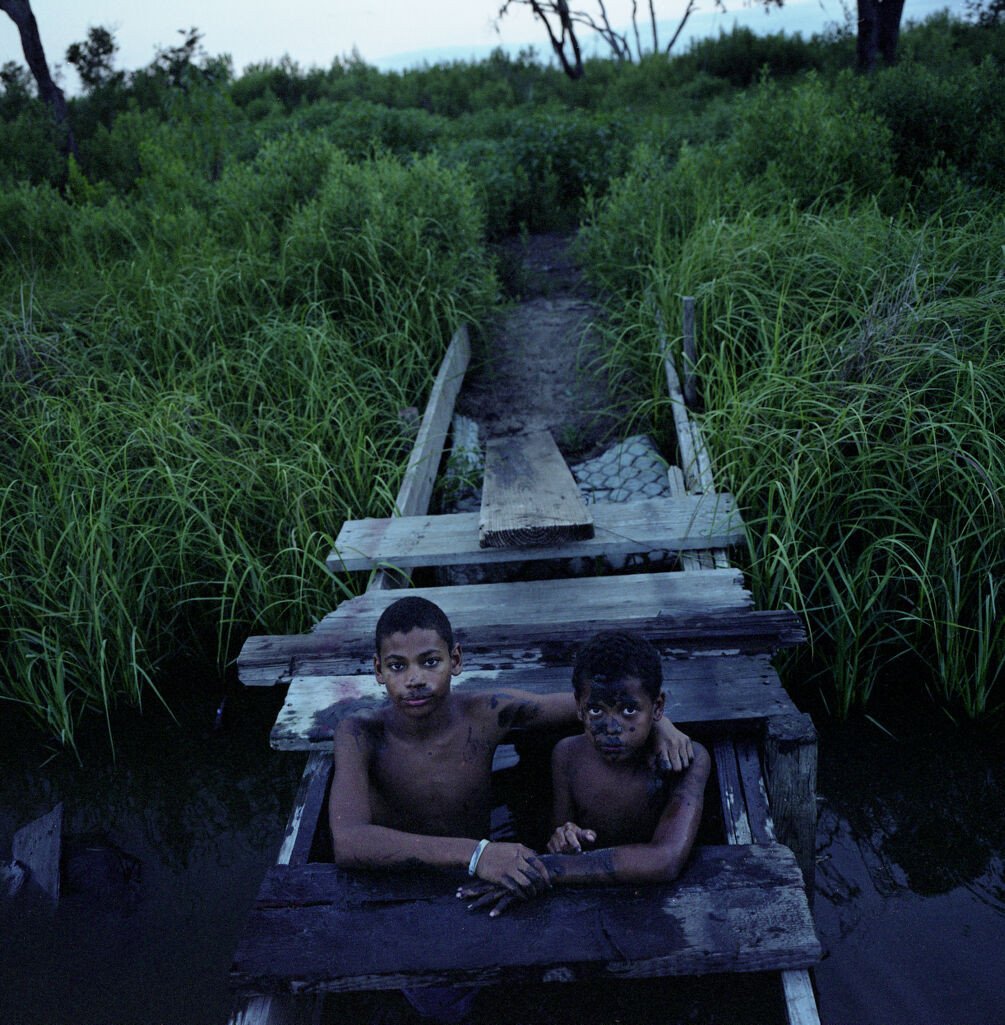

left=328, top=597, right=694, bottom=902
left=459, top=629, right=710, bottom=916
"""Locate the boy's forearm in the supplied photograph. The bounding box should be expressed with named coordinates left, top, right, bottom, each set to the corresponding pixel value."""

left=332, top=824, right=478, bottom=873
left=539, top=843, right=689, bottom=886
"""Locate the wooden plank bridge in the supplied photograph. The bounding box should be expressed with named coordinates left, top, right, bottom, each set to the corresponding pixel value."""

left=228, top=318, right=822, bottom=1025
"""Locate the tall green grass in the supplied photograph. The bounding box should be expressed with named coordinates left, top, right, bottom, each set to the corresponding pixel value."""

left=585, top=198, right=1005, bottom=721
left=0, top=145, right=495, bottom=751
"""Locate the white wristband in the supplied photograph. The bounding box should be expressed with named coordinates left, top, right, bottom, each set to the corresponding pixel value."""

left=468, top=839, right=490, bottom=877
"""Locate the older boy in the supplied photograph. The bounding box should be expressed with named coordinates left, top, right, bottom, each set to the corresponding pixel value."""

left=328, top=597, right=694, bottom=901
left=459, top=629, right=710, bottom=916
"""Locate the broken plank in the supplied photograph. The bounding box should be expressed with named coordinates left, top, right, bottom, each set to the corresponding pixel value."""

left=328, top=493, right=744, bottom=573
left=11, top=802, right=63, bottom=901
left=231, top=845, right=820, bottom=995
left=269, top=655, right=802, bottom=750
left=479, top=430, right=594, bottom=548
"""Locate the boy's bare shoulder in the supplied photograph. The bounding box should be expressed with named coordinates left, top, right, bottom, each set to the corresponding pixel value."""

left=551, top=733, right=587, bottom=763
left=456, top=688, right=524, bottom=722
left=333, top=707, right=386, bottom=752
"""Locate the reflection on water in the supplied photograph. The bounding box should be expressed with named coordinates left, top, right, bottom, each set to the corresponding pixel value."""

left=2, top=674, right=1003, bottom=1025
left=812, top=703, right=1005, bottom=1025
left=0, top=671, right=302, bottom=1025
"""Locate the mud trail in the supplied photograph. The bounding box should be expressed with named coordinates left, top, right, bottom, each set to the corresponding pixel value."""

left=454, top=233, right=631, bottom=461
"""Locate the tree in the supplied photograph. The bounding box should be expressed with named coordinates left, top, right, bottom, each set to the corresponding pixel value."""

left=498, top=0, right=782, bottom=78
left=856, top=0, right=907, bottom=72
left=499, top=0, right=586, bottom=78
left=66, top=25, right=120, bottom=91
left=964, top=0, right=1005, bottom=25
left=0, top=0, right=76, bottom=155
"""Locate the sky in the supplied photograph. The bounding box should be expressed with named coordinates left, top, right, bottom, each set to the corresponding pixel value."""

left=2, top=0, right=962, bottom=92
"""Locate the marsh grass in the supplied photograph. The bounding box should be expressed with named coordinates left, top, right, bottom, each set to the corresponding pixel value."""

left=587, top=199, right=1005, bottom=721
left=1, top=149, right=495, bottom=751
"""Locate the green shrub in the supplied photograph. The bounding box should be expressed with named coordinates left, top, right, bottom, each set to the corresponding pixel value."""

left=862, top=58, right=1005, bottom=188
left=687, top=26, right=824, bottom=86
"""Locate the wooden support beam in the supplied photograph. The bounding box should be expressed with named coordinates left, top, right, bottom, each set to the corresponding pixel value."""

left=662, top=312, right=820, bottom=1025
left=228, top=751, right=329, bottom=1025
left=764, top=713, right=818, bottom=897
left=478, top=430, right=594, bottom=548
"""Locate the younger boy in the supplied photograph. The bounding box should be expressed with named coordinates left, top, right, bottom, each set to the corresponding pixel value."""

left=328, top=597, right=694, bottom=903
left=459, top=629, right=710, bottom=916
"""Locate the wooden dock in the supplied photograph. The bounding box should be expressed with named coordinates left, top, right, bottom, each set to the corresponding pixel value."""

left=228, top=320, right=822, bottom=1024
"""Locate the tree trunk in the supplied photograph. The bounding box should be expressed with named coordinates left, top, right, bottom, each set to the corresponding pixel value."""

left=0, top=0, right=77, bottom=156
left=856, top=0, right=907, bottom=73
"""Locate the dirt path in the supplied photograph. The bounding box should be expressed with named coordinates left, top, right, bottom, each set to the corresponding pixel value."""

left=454, top=233, right=630, bottom=462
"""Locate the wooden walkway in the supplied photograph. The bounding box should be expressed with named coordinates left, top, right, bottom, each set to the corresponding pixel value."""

left=228, top=320, right=822, bottom=1025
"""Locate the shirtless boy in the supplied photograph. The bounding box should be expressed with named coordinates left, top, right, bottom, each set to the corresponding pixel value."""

left=328, top=597, right=694, bottom=901
left=459, top=629, right=710, bottom=916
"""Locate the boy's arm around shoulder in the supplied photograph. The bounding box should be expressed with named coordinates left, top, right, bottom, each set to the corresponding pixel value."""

left=484, top=690, right=695, bottom=769
left=544, top=740, right=711, bottom=887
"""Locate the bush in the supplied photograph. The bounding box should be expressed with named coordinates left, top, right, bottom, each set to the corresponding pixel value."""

left=862, top=58, right=1005, bottom=188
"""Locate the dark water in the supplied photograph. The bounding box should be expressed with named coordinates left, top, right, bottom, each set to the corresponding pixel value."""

left=2, top=677, right=1003, bottom=1025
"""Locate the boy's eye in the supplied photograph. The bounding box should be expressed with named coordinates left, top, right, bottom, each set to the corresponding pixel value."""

left=621, top=705, right=640, bottom=717
left=387, top=661, right=405, bottom=671
left=586, top=707, right=604, bottom=718
left=423, top=657, right=440, bottom=667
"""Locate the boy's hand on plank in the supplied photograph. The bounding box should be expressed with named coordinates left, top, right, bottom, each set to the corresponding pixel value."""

left=456, top=880, right=531, bottom=918
left=546, top=822, right=596, bottom=854
left=470, top=841, right=551, bottom=896
left=652, top=717, right=694, bottom=772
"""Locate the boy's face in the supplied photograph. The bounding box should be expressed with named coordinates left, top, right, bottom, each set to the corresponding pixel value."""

left=374, top=627, right=462, bottom=719
left=576, top=675, right=664, bottom=763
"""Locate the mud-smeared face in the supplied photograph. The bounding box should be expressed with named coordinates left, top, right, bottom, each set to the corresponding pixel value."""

left=374, top=627, right=462, bottom=718
left=577, top=675, right=664, bottom=762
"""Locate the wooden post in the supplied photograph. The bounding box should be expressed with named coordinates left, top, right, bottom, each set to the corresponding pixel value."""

left=682, top=296, right=697, bottom=410
left=763, top=713, right=818, bottom=897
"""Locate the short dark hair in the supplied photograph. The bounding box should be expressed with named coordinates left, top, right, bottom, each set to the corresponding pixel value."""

left=375, top=596, right=454, bottom=654
left=571, top=630, right=663, bottom=701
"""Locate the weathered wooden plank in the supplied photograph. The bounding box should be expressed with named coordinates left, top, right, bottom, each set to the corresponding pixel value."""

left=394, top=325, right=470, bottom=519
left=713, top=740, right=753, bottom=846
left=328, top=492, right=744, bottom=573
left=315, top=569, right=749, bottom=632
left=736, top=736, right=776, bottom=845
left=238, top=568, right=756, bottom=685
left=782, top=967, right=822, bottom=1025
left=12, top=802, right=63, bottom=901
left=764, top=714, right=818, bottom=895
left=241, top=607, right=804, bottom=688
left=231, top=845, right=820, bottom=994
left=269, top=655, right=802, bottom=750
left=478, top=430, right=595, bottom=548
